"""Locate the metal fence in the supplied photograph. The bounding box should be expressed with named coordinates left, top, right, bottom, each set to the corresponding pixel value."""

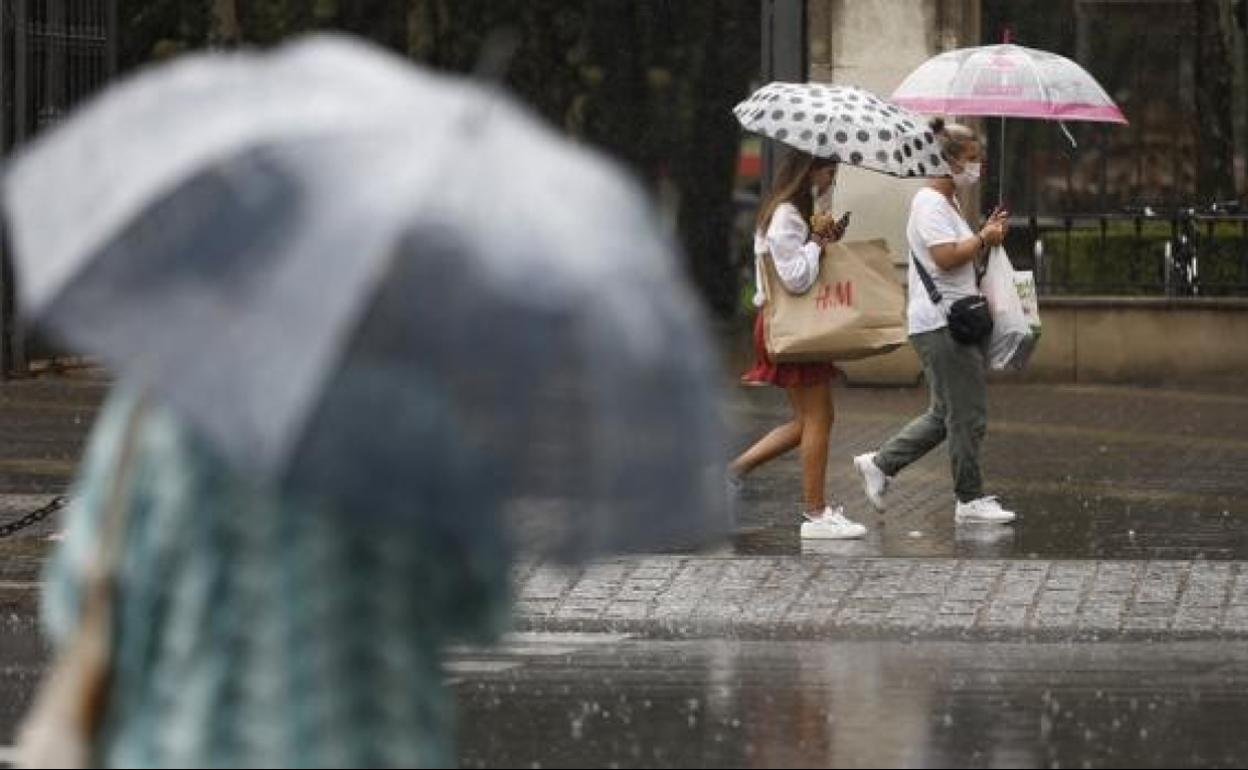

left=1, top=0, right=117, bottom=375
left=1003, top=207, right=1248, bottom=297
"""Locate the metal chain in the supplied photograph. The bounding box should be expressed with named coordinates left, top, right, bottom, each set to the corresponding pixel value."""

left=0, top=495, right=68, bottom=538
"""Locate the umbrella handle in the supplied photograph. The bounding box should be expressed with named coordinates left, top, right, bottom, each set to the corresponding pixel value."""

left=999, top=117, right=1006, bottom=207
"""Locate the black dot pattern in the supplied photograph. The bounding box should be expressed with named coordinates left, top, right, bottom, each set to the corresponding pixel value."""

left=733, top=82, right=951, bottom=178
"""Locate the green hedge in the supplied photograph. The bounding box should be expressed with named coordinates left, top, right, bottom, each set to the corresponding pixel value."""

left=1005, top=221, right=1248, bottom=296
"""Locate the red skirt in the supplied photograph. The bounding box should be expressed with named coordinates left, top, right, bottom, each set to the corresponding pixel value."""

left=741, top=311, right=839, bottom=388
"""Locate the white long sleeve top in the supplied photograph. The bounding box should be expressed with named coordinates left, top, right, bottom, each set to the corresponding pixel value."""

left=752, top=201, right=822, bottom=307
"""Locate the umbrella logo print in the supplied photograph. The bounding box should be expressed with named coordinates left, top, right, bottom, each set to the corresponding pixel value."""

left=974, top=80, right=1024, bottom=97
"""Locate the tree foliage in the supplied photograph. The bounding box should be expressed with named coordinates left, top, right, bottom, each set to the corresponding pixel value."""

left=116, top=0, right=761, bottom=317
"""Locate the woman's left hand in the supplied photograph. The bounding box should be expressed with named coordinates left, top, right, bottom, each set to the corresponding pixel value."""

left=988, top=207, right=1010, bottom=239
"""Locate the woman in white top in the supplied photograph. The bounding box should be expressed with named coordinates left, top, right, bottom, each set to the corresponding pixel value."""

left=730, top=151, right=867, bottom=540
left=851, top=119, right=1017, bottom=524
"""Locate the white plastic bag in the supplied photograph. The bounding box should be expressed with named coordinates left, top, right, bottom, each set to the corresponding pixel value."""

left=981, top=246, right=1032, bottom=370
left=1009, top=270, right=1042, bottom=369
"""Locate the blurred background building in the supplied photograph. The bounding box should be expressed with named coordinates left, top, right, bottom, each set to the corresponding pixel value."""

left=3, top=0, right=1246, bottom=377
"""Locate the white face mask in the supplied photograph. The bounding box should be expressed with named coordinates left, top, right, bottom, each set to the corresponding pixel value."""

left=952, top=161, right=981, bottom=189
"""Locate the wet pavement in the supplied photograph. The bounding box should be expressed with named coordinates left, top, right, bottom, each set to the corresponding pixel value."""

left=2, top=373, right=1247, bottom=563
left=2, top=373, right=1248, bottom=765
left=453, top=635, right=1248, bottom=768
left=0, top=371, right=103, bottom=497
left=501, top=379, right=1248, bottom=641
left=4, top=628, right=1248, bottom=768
left=728, top=382, right=1248, bottom=560
left=0, top=618, right=42, bottom=758
left=2, top=374, right=1248, bottom=640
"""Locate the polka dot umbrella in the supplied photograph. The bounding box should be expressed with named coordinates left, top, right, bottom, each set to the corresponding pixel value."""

left=733, top=82, right=951, bottom=178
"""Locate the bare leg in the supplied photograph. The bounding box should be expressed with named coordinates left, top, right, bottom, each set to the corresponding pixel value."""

left=790, top=381, right=834, bottom=513
left=729, top=390, right=802, bottom=477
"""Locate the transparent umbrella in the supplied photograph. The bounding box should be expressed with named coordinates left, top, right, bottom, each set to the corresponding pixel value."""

left=2, top=34, right=728, bottom=560
left=891, top=43, right=1128, bottom=203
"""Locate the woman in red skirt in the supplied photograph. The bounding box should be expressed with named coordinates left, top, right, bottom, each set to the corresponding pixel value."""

left=730, top=151, right=866, bottom=540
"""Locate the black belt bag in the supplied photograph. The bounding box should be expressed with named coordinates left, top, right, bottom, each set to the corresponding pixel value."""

left=945, top=294, right=993, bottom=345
left=911, top=250, right=993, bottom=346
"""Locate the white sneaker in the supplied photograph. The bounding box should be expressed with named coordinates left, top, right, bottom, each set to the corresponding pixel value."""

left=853, top=452, right=890, bottom=511
left=800, top=505, right=867, bottom=539
left=955, top=496, right=1016, bottom=524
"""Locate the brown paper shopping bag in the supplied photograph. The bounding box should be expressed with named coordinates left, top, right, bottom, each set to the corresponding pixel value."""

left=762, top=238, right=907, bottom=363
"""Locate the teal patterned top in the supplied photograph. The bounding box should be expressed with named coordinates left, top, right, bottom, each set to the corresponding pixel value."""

left=43, top=387, right=511, bottom=768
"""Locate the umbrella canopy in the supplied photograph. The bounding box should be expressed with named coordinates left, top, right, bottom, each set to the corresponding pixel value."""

left=891, top=44, right=1127, bottom=124
left=892, top=43, right=1127, bottom=205
left=2, top=35, right=728, bottom=560
left=734, top=82, right=951, bottom=178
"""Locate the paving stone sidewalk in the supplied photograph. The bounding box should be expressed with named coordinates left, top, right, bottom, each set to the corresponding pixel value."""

left=510, top=556, right=1248, bottom=640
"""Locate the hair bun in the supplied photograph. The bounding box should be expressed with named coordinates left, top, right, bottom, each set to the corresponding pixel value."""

left=928, top=116, right=946, bottom=134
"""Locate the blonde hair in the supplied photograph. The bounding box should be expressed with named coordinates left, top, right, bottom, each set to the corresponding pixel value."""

left=929, top=117, right=982, bottom=166
left=755, top=151, right=839, bottom=232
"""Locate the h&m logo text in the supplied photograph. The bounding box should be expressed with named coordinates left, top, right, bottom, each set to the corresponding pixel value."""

left=815, top=281, right=853, bottom=309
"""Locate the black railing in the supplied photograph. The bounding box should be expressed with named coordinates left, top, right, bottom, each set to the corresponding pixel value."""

left=1004, top=203, right=1248, bottom=297
left=1, top=0, right=117, bottom=376
left=3, top=0, right=117, bottom=150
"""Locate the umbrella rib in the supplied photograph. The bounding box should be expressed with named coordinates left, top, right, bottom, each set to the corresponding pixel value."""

left=1025, top=51, right=1054, bottom=120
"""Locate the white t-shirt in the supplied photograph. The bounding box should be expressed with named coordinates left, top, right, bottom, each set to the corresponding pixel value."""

left=752, top=202, right=822, bottom=307
left=906, top=188, right=978, bottom=335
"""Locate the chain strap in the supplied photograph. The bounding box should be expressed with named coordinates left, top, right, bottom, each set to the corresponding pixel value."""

left=0, top=495, right=69, bottom=538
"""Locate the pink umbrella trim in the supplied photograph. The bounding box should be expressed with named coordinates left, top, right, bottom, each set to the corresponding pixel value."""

left=893, top=96, right=1127, bottom=124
